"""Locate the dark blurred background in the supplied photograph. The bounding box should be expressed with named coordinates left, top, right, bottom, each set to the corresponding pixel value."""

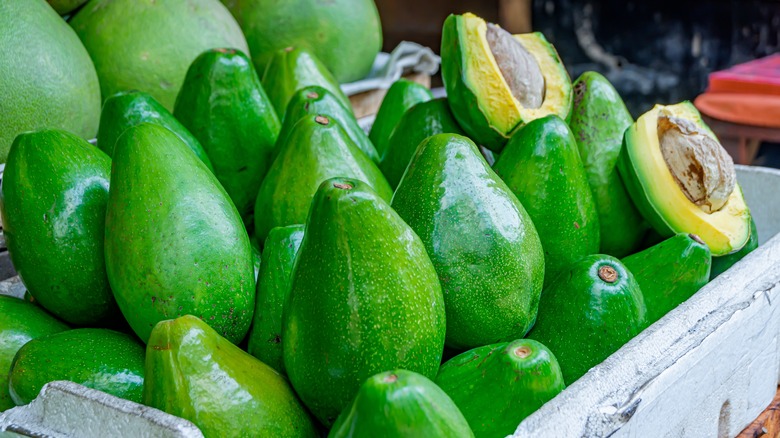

left=376, top=0, right=780, bottom=117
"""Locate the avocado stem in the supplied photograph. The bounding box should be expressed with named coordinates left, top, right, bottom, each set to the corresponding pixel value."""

left=333, top=182, right=353, bottom=190
left=598, top=265, right=618, bottom=283
left=514, top=346, right=532, bottom=358
left=315, top=115, right=330, bottom=125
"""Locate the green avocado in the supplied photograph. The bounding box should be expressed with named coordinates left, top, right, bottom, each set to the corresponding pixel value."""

left=9, top=328, right=144, bottom=405
left=379, top=98, right=464, bottom=188
left=105, top=123, right=255, bottom=344
left=250, top=236, right=262, bottom=281
left=0, top=0, right=100, bottom=163
left=0, top=130, right=118, bottom=326
left=70, top=0, right=248, bottom=111
left=279, top=85, right=378, bottom=162
left=97, top=91, right=213, bottom=171
left=493, top=115, right=600, bottom=286
left=440, top=13, right=572, bottom=151
left=261, top=47, right=351, bottom=118
left=222, top=0, right=381, bottom=83
left=174, top=48, right=280, bottom=225
left=0, top=296, right=68, bottom=411
left=47, top=0, right=87, bottom=15
left=617, top=102, right=751, bottom=256
left=145, top=315, right=316, bottom=437
left=711, top=217, right=758, bottom=279
left=247, top=224, right=305, bottom=373
left=254, top=114, right=391, bottom=241
left=392, top=133, right=544, bottom=349
left=527, top=254, right=647, bottom=384
left=623, top=233, right=711, bottom=327
left=283, top=178, right=446, bottom=425
left=569, top=72, right=646, bottom=257
left=436, top=339, right=565, bottom=437
left=329, top=369, right=473, bottom=438
left=369, top=80, right=434, bottom=158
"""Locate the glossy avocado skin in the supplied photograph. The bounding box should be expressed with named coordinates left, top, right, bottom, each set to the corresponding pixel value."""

left=174, top=48, right=280, bottom=226
left=96, top=90, right=213, bottom=171
left=0, top=129, right=119, bottom=326
left=144, top=315, right=317, bottom=438
left=329, top=369, right=474, bottom=438
left=379, top=98, right=465, bottom=188
left=392, top=133, right=544, bottom=349
left=261, top=47, right=351, bottom=118
left=254, top=114, right=392, bottom=241
left=623, top=233, right=711, bottom=327
left=494, top=115, right=600, bottom=286
left=9, top=328, right=145, bottom=405
left=104, top=123, right=255, bottom=344
left=527, top=254, right=647, bottom=384
left=0, top=296, right=68, bottom=411
left=369, top=79, right=433, bottom=159
left=247, top=224, right=305, bottom=373
left=569, top=72, right=646, bottom=257
left=279, top=85, right=378, bottom=162
left=283, top=178, right=446, bottom=426
left=711, top=216, right=758, bottom=279
left=436, top=339, right=565, bottom=438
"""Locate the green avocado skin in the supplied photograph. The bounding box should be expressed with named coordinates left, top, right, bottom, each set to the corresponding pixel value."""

left=97, top=91, right=214, bottom=171
left=9, top=328, right=144, bottom=406
left=569, top=72, right=646, bottom=257
left=329, top=369, right=474, bottom=438
left=254, top=114, right=392, bottom=242
left=623, top=234, right=711, bottom=328
left=0, top=296, right=68, bottom=411
left=392, top=133, right=544, bottom=349
left=711, top=216, right=758, bottom=279
left=0, top=130, right=119, bottom=326
left=247, top=224, right=305, bottom=373
left=369, top=80, right=434, bottom=159
left=104, top=123, right=255, bottom=344
left=283, top=178, right=446, bottom=426
left=527, top=254, right=647, bottom=384
left=279, top=85, right=378, bottom=162
left=379, top=98, right=465, bottom=189
left=144, top=315, right=317, bottom=438
left=436, top=339, right=565, bottom=438
left=261, top=47, right=351, bottom=118
left=494, top=115, right=600, bottom=286
left=47, top=0, right=87, bottom=15
left=174, top=48, right=280, bottom=225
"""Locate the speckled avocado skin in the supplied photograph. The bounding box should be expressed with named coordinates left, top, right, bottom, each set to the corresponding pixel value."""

left=283, top=178, right=446, bottom=426
left=144, top=315, right=317, bottom=438
left=392, top=133, right=544, bottom=350
left=0, top=296, right=68, bottom=411
left=9, top=328, right=145, bottom=405
left=369, top=79, right=434, bottom=159
left=104, top=123, right=255, bottom=344
left=0, top=130, right=119, bottom=326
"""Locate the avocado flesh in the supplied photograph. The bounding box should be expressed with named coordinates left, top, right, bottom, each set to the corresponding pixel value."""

left=618, top=101, right=750, bottom=256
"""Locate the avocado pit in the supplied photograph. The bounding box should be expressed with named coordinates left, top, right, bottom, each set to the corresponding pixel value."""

left=485, top=23, right=545, bottom=109
left=657, top=113, right=736, bottom=214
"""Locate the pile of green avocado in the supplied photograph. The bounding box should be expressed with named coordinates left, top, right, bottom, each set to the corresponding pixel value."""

left=0, top=7, right=760, bottom=438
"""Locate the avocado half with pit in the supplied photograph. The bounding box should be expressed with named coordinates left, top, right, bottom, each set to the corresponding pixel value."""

left=441, top=12, right=572, bottom=151
left=618, top=101, right=751, bottom=256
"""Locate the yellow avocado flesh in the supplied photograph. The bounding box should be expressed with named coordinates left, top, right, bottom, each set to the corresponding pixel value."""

left=460, top=13, right=569, bottom=134
left=627, top=102, right=750, bottom=255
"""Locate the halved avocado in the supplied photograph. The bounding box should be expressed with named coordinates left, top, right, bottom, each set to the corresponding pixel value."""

left=618, top=101, right=751, bottom=256
left=441, top=12, right=571, bottom=151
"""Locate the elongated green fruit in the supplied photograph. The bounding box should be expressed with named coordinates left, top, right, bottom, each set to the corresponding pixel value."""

left=283, top=178, right=446, bottom=425
left=96, top=90, right=213, bottom=171
left=145, top=315, right=317, bottom=438
left=623, top=233, right=711, bottom=327
left=105, top=123, right=255, bottom=343
left=247, top=224, right=305, bottom=373
left=436, top=339, right=564, bottom=437
left=369, top=80, right=433, bottom=158
left=329, top=369, right=474, bottom=438
left=0, top=129, right=118, bottom=325
left=175, top=48, right=280, bottom=226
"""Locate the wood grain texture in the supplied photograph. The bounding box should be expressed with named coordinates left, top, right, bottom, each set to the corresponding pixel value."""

left=738, top=387, right=780, bottom=438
